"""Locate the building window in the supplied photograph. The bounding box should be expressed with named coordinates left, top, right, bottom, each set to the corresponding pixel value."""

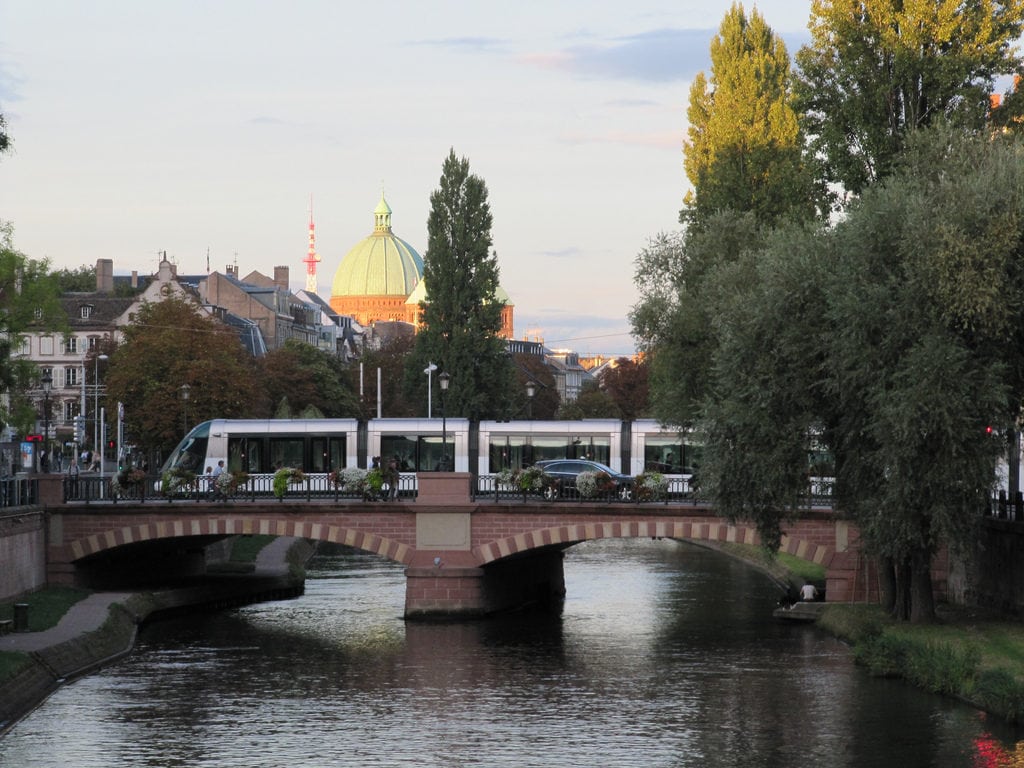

left=62, top=336, right=79, bottom=355
left=80, top=305, right=93, bottom=319
left=64, top=400, right=80, bottom=421
left=40, top=336, right=54, bottom=356
left=64, top=367, right=79, bottom=387
left=17, top=338, right=29, bottom=356
left=33, top=308, right=42, bottom=320
left=88, top=336, right=99, bottom=350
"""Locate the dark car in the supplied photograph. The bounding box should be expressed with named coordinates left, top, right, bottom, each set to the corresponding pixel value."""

left=534, top=459, right=633, bottom=500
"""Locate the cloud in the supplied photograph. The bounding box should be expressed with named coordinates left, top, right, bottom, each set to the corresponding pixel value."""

left=526, top=27, right=811, bottom=83
left=534, top=28, right=716, bottom=82
left=556, top=130, right=679, bottom=149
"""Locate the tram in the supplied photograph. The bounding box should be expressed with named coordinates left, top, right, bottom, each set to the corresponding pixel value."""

left=160, top=417, right=705, bottom=487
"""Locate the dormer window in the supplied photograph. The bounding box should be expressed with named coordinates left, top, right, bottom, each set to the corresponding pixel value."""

left=80, top=305, right=94, bottom=319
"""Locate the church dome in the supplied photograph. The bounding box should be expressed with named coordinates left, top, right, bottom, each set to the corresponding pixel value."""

left=331, top=194, right=424, bottom=298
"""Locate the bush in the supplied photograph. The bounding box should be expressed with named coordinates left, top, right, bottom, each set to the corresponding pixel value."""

left=272, top=467, right=306, bottom=498
left=636, top=471, right=668, bottom=501
left=974, top=668, right=1024, bottom=723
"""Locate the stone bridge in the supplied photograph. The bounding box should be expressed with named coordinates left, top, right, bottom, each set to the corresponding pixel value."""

left=36, top=474, right=889, bottom=618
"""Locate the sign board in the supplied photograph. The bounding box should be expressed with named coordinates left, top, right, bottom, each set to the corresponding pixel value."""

left=20, top=442, right=33, bottom=470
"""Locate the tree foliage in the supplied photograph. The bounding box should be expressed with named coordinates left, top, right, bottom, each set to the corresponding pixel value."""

left=409, top=149, right=514, bottom=420
left=511, top=352, right=560, bottom=420
left=359, top=332, right=418, bottom=418
left=258, top=339, right=359, bottom=418
left=656, top=128, right=1024, bottom=621
left=682, top=3, right=820, bottom=229
left=0, top=228, right=64, bottom=435
left=630, top=214, right=769, bottom=429
left=599, top=358, right=650, bottom=421
left=794, top=0, right=1024, bottom=196
left=104, top=297, right=263, bottom=455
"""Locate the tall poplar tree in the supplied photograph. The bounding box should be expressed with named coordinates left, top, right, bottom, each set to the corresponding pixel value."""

left=682, top=3, right=820, bottom=229
left=408, top=149, right=513, bottom=421
left=794, top=0, right=1024, bottom=196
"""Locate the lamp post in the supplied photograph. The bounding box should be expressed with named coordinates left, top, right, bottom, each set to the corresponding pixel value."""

left=179, top=384, right=191, bottom=437
left=93, top=353, right=108, bottom=457
left=438, top=372, right=450, bottom=471
left=526, top=380, right=536, bottom=420
left=40, top=370, right=52, bottom=473
left=423, top=362, right=437, bottom=418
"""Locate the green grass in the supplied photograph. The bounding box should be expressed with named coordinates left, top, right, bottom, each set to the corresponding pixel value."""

left=0, top=586, right=90, bottom=632
left=819, top=603, right=1024, bottom=722
left=229, top=534, right=276, bottom=563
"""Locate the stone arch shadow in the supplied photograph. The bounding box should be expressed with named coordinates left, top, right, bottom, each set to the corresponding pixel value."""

left=66, top=516, right=416, bottom=568
left=472, top=519, right=835, bottom=571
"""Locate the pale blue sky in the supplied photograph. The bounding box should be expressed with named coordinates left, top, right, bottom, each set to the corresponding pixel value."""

left=0, top=1, right=813, bottom=355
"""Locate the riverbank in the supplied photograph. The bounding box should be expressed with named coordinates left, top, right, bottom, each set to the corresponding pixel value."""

left=0, top=537, right=313, bottom=734
left=700, top=539, right=1024, bottom=724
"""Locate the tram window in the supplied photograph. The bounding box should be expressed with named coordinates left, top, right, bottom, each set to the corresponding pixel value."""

left=561, top=438, right=606, bottom=462
left=168, top=436, right=207, bottom=472
left=381, top=436, right=416, bottom=471
left=270, top=438, right=304, bottom=470
left=311, top=438, right=328, bottom=472
left=531, top=437, right=569, bottom=462
left=229, top=437, right=266, bottom=473
left=420, top=436, right=448, bottom=471
left=489, top=436, right=528, bottom=471
left=329, top=437, right=345, bottom=469
left=645, top=437, right=685, bottom=473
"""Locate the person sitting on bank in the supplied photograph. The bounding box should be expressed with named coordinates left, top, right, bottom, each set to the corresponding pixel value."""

left=800, top=582, right=819, bottom=602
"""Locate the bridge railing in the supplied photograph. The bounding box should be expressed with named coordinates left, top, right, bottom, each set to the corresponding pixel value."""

left=0, top=476, right=38, bottom=508
left=62, top=472, right=420, bottom=504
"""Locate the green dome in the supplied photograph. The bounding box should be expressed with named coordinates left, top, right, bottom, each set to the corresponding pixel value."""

left=331, top=193, right=424, bottom=297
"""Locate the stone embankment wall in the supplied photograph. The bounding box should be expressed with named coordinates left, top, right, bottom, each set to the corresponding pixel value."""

left=949, top=517, right=1024, bottom=615
left=0, top=510, right=46, bottom=601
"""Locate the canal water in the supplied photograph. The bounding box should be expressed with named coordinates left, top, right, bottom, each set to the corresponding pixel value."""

left=2, top=539, right=1023, bottom=767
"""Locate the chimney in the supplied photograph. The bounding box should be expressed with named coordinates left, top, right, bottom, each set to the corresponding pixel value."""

left=274, top=266, right=289, bottom=290
left=131, top=270, right=138, bottom=289
left=96, top=258, right=114, bottom=293
left=226, top=264, right=237, bottom=279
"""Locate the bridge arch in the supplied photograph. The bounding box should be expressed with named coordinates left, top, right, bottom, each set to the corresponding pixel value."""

left=66, top=516, right=415, bottom=567
left=472, top=519, right=835, bottom=571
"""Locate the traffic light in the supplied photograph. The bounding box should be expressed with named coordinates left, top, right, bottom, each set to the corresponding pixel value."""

left=73, top=415, right=85, bottom=443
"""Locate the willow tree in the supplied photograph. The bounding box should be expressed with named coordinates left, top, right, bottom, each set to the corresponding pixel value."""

left=409, top=149, right=513, bottom=420
left=794, top=0, right=1024, bottom=196
left=682, top=3, right=821, bottom=230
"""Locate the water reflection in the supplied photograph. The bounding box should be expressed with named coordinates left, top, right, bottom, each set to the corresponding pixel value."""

left=2, top=539, right=1024, bottom=767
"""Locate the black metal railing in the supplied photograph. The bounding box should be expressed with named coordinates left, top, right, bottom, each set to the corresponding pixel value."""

left=62, top=472, right=420, bottom=504
left=0, top=476, right=38, bottom=508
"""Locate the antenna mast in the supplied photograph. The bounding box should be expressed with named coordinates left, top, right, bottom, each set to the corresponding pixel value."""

left=303, top=195, right=321, bottom=293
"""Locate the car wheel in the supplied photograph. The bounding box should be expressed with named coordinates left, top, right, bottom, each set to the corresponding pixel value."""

left=543, top=485, right=558, bottom=500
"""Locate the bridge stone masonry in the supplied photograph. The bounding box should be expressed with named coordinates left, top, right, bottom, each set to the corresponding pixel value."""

left=38, top=474, right=897, bottom=618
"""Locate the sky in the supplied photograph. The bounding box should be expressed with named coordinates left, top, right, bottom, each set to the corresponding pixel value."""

left=0, top=0, right=814, bottom=356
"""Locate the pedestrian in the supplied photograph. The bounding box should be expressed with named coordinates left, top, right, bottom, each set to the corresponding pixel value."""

left=211, top=460, right=225, bottom=500
left=800, top=582, right=818, bottom=602
left=66, top=458, right=79, bottom=498
left=385, top=455, right=399, bottom=501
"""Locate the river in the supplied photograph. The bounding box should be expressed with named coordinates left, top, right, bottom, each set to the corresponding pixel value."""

left=2, top=538, right=1023, bottom=767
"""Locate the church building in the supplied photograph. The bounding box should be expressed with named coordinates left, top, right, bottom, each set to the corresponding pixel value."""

left=328, top=193, right=513, bottom=337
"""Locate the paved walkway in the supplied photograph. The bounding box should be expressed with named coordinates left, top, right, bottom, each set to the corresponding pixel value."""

left=0, top=592, right=132, bottom=653
left=0, top=537, right=297, bottom=655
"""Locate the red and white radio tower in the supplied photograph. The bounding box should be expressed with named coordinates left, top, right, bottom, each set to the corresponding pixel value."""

left=303, top=195, right=321, bottom=293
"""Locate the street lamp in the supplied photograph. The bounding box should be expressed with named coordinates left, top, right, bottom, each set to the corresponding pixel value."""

left=93, top=353, right=108, bottom=457
left=438, top=371, right=450, bottom=471
left=179, top=384, right=191, bottom=437
left=423, top=362, right=438, bottom=419
left=526, top=380, right=536, bottom=420
left=40, top=370, right=52, bottom=473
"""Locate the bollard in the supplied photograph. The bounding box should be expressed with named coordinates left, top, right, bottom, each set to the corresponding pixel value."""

left=13, top=602, right=29, bottom=632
